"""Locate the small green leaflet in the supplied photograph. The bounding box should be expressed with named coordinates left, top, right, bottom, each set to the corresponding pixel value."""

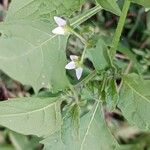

left=9, top=130, right=40, bottom=150
left=70, top=104, right=80, bottom=137
left=70, top=5, right=102, bottom=28
left=105, top=79, right=119, bottom=110
left=0, top=97, right=62, bottom=137
left=118, top=44, right=142, bottom=73
left=118, top=73, right=150, bottom=130
left=131, top=0, right=150, bottom=8
left=41, top=102, right=118, bottom=150
left=86, top=38, right=109, bottom=71
left=95, top=0, right=121, bottom=16
left=0, top=0, right=86, bottom=92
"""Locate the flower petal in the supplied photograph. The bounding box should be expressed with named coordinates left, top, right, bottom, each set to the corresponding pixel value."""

left=52, top=27, right=65, bottom=35
left=65, top=61, right=76, bottom=70
left=70, top=55, right=78, bottom=61
left=54, top=16, right=67, bottom=26
left=75, top=67, right=83, bottom=80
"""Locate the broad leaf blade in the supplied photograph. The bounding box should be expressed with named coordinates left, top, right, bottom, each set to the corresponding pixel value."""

left=118, top=74, right=150, bottom=129
left=0, top=21, right=69, bottom=92
left=0, top=97, right=62, bottom=137
left=42, top=102, right=118, bottom=150
left=131, top=0, right=150, bottom=8
left=86, top=39, right=109, bottom=71
left=96, top=0, right=121, bottom=16
left=6, top=0, right=86, bottom=21
left=0, top=0, right=86, bottom=92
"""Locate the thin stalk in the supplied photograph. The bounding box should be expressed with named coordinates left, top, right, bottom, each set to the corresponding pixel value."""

left=110, top=0, right=131, bottom=58
left=69, top=5, right=103, bottom=46
left=128, top=8, right=144, bottom=38
left=75, top=70, right=97, bottom=88
left=71, top=5, right=102, bottom=27
left=69, top=28, right=88, bottom=46
left=69, top=84, right=79, bottom=104
left=80, top=46, right=87, bottom=64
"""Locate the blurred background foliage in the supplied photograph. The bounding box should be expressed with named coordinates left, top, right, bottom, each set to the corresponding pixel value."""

left=0, top=0, right=149, bottom=149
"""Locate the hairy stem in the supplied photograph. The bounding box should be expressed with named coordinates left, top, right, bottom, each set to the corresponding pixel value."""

left=71, top=5, right=102, bottom=27
left=69, top=84, right=79, bottom=104
left=75, top=70, right=97, bottom=88
left=70, top=29, right=88, bottom=46
left=80, top=46, right=87, bottom=64
left=110, top=0, right=131, bottom=58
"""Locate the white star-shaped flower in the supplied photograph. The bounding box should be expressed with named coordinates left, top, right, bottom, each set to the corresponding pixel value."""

left=52, top=16, right=67, bottom=35
left=65, top=55, right=83, bottom=80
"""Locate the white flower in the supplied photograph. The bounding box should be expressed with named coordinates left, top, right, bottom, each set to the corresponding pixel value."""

left=65, top=55, right=83, bottom=80
left=52, top=16, right=67, bottom=35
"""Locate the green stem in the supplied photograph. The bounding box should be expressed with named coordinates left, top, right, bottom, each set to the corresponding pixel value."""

left=68, top=5, right=103, bottom=66
left=69, top=5, right=103, bottom=46
left=69, top=28, right=88, bottom=46
left=69, top=84, right=79, bottom=104
left=80, top=46, right=87, bottom=64
left=70, top=5, right=102, bottom=27
left=75, top=70, right=97, bottom=87
left=110, top=0, right=131, bottom=58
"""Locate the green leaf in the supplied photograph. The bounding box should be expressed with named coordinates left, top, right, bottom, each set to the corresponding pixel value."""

left=41, top=132, right=66, bottom=150
left=115, top=144, right=148, bottom=150
left=0, top=0, right=86, bottom=92
left=70, top=5, right=102, bottom=28
left=118, top=44, right=142, bottom=73
left=131, top=0, right=150, bottom=8
left=70, top=104, right=80, bottom=136
left=86, top=39, right=109, bottom=71
left=9, top=130, right=40, bottom=150
left=9, top=130, right=31, bottom=150
left=6, top=0, right=86, bottom=21
left=0, top=23, right=69, bottom=92
left=105, top=79, right=119, bottom=110
left=95, top=0, right=121, bottom=16
left=118, top=73, right=150, bottom=130
left=0, top=97, right=62, bottom=137
left=41, top=102, right=118, bottom=150
left=0, top=145, right=15, bottom=150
